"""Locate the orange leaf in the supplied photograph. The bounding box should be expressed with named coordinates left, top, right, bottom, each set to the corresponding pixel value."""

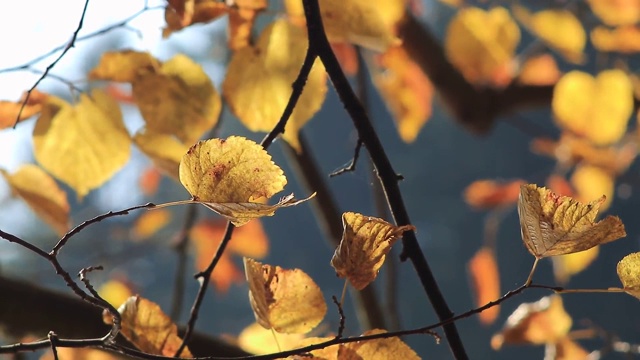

left=131, top=209, right=172, bottom=240
left=588, top=0, right=640, bottom=26
left=331, top=42, right=359, bottom=76
left=545, top=175, right=574, bottom=198
left=518, top=54, right=561, bottom=86
left=139, top=166, right=162, bottom=196
left=491, top=295, right=572, bottom=349
left=468, top=247, right=500, bottom=325
left=40, top=347, right=119, bottom=360
left=592, top=25, right=640, bottom=53
left=372, top=44, right=434, bottom=143
left=0, top=90, right=48, bottom=129
left=463, top=179, right=525, bottom=210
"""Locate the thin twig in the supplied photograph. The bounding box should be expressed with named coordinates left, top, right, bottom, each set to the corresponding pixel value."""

left=331, top=296, right=346, bottom=339
left=170, top=204, right=199, bottom=321
left=300, top=0, right=468, bottom=358
left=329, top=139, right=363, bottom=177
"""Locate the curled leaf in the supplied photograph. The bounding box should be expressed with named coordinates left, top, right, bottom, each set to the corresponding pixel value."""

left=617, top=252, right=640, bottom=299
left=244, top=258, right=327, bottom=334
left=331, top=212, right=415, bottom=290
left=517, top=184, right=626, bottom=258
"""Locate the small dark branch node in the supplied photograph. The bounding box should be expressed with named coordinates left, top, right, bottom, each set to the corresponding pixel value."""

left=329, top=139, right=363, bottom=177
left=331, top=295, right=346, bottom=338
left=48, top=331, right=59, bottom=360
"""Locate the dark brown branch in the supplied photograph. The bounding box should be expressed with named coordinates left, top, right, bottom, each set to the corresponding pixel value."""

left=301, top=1, right=468, bottom=358
left=398, top=12, right=554, bottom=135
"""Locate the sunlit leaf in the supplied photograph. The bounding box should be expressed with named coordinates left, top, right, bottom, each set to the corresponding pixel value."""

left=518, top=54, right=561, bottom=86
left=345, top=329, right=420, bottom=360
left=0, top=90, right=48, bottom=129
left=468, top=247, right=500, bottom=325
left=491, top=295, right=572, bottom=349
left=571, top=165, right=615, bottom=211
left=133, top=128, right=191, bottom=181
left=587, top=0, right=640, bottom=26
left=332, top=42, right=359, bottom=76
left=116, top=296, right=193, bottom=357
left=33, top=90, right=130, bottom=199
left=517, top=184, right=626, bottom=258
left=552, top=70, right=633, bottom=146
left=222, top=19, right=327, bottom=151
left=617, top=252, right=640, bottom=299
left=133, top=54, right=221, bottom=145
left=244, top=257, right=327, bottom=334
left=89, top=50, right=160, bottom=82
left=289, top=337, right=338, bottom=359
left=464, top=179, right=525, bottom=210
left=331, top=212, right=415, bottom=290
left=131, top=209, right=172, bottom=240
left=1, top=164, right=70, bottom=236
left=592, top=25, right=640, bottom=53
left=513, top=6, right=585, bottom=63
left=552, top=246, right=599, bottom=285
left=371, top=44, right=434, bottom=143
left=238, top=322, right=305, bottom=355
left=40, top=347, right=120, bottom=360
left=544, top=337, right=589, bottom=360
left=98, top=279, right=134, bottom=308
left=445, top=6, right=520, bottom=86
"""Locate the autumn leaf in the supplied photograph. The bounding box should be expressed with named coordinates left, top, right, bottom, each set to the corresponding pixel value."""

left=552, top=246, right=600, bottom=285
left=89, top=50, right=160, bottom=82
left=222, top=19, right=327, bottom=151
left=0, top=90, right=48, bottom=129
left=139, top=167, right=162, bottom=196
left=546, top=175, right=574, bottom=198
left=371, top=44, right=434, bottom=143
left=552, top=70, right=633, bottom=146
left=191, top=219, right=268, bottom=292
left=491, top=295, right=572, bottom=349
left=445, top=6, right=520, bottom=86
left=588, top=0, right=640, bottom=26
left=331, top=212, right=415, bottom=290
left=571, top=165, right=615, bottom=211
left=517, top=54, right=561, bottom=86
left=131, top=209, right=172, bottom=240
left=616, top=252, right=640, bottom=299
left=116, top=296, right=193, bottom=357
left=464, top=179, right=525, bottom=210
left=545, top=337, right=589, bottom=360
left=244, top=258, right=327, bottom=334
left=133, top=129, right=191, bottom=181
left=40, top=348, right=120, bottom=360
left=343, top=329, right=420, bottom=360
left=238, top=322, right=305, bottom=354
left=33, top=89, right=130, bottom=200
left=592, top=25, right=640, bottom=53
left=98, top=279, right=134, bottom=308
left=517, top=184, right=626, bottom=258
left=289, top=337, right=338, bottom=359
left=0, top=164, right=70, bottom=236
left=513, top=6, right=585, bottom=63
left=468, top=247, right=500, bottom=325
left=331, top=43, right=359, bottom=76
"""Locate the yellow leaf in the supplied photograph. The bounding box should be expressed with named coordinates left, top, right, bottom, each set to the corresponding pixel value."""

left=513, top=6, right=585, bottom=63
left=468, top=247, right=500, bottom=325
left=1, top=164, right=70, bottom=236
left=552, top=70, right=633, bottom=146
left=371, top=44, right=433, bottom=143
left=40, top=347, right=120, bottom=360
left=617, top=252, right=640, bottom=299
left=222, top=19, right=327, bottom=151
left=164, top=1, right=226, bottom=37
left=243, top=258, right=327, bottom=334
left=117, top=296, right=193, bottom=357
left=587, top=0, right=640, bottom=26
left=345, top=329, right=420, bottom=360
left=517, top=184, right=626, bottom=258
left=238, top=322, right=305, bottom=354
left=33, top=90, right=130, bottom=199
left=131, top=209, right=172, bottom=240
left=491, top=295, right=572, bottom=349
left=546, top=337, right=590, bottom=360
left=331, top=212, right=415, bottom=290
left=571, top=165, right=615, bottom=211
left=552, top=246, right=600, bottom=285
left=517, top=54, right=561, bottom=86
left=98, top=279, right=133, bottom=308
left=592, top=25, right=640, bottom=53
left=289, top=337, right=338, bottom=359
left=0, top=90, right=48, bottom=129
left=133, top=128, right=191, bottom=181
left=89, top=50, right=161, bottom=82
left=445, top=7, right=520, bottom=85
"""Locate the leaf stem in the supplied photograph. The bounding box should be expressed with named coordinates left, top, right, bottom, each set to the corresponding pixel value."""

left=526, top=258, right=540, bottom=286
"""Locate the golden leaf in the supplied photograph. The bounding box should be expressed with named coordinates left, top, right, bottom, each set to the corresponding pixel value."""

left=331, top=212, right=415, bottom=290
left=552, top=70, right=633, bottom=146
left=513, top=6, right=585, bottom=63
left=491, top=295, right=572, bottom=349
left=0, top=90, right=48, bottom=129
left=222, top=19, right=327, bottom=151
left=552, top=246, right=599, bottom=285
left=289, top=337, right=338, bottom=359
left=238, top=322, right=305, bottom=355
left=587, top=0, right=640, bottom=26
left=243, top=258, right=327, bottom=334
left=468, top=247, right=500, bottom=325
left=0, top=164, right=70, bottom=236
left=131, top=209, right=172, bottom=240
left=464, top=179, right=525, bottom=210
left=545, top=337, right=589, bottom=360
left=517, top=184, right=626, bottom=258
left=371, top=44, right=433, bottom=143
left=40, top=348, right=120, bottom=360
left=89, top=50, right=161, bottom=82
left=592, top=25, right=640, bottom=53
left=117, top=296, right=193, bottom=357
left=518, top=54, right=561, bottom=86
left=98, top=279, right=133, bottom=308
left=133, top=129, right=191, bottom=181
left=133, top=54, right=221, bottom=145
left=445, top=7, right=520, bottom=86
left=617, top=252, right=640, bottom=299
left=571, top=165, right=614, bottom=211
left=344, top=329, right=420, bottom=360
left=33, top=90, right=130, bottom=199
